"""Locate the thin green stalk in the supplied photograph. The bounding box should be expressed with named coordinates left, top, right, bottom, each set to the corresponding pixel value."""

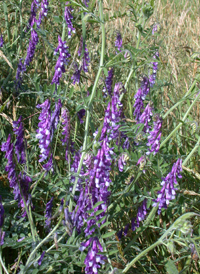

left=160, top=91, right=200, bottom=148
left=182, top=135, right=200, bottom=166
left=163, top=80, right=197, bottom=119
left=0, top=252, right=9, bottom=274
left=23, top=214, right=63, bottom=272
left=19, top=0, right=23, bottom=53
left=31, top=171, right=46, bottom=196
left=122, top=240, right=161, bottom=273
left=69, top=0, right=105, bottom=212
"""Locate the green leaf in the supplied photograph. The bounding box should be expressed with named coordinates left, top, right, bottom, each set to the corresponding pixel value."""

left=102, top=231, right=116, bottom=239
left=165, top=259, right=179, bottom=274
left=100, top=221, right=110, bottom=230
left=93, top=201, right=105, bottom=209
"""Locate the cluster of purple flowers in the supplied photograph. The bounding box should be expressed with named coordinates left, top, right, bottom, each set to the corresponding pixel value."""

left=77, top=36, right=90, bottom=73
left=117, top=199, right=148, bottom=240
left=37, top=0, right=49, bottom=27
left=149, top=52, right=159, bottom=87
left=103, top=68, right=114, bottom=97
left=71, top=62, right=81, bottom=85
left=146, top=114, right=162, bottom=155
left=0, top=34, right=4, bottom=47
left=16, top=0, right=49, bottom=88
left=133, top=77, right=150, bottom=121
left=36, top=99, right=62, bottom=171
left=138, top=102, right=153, bottom=133
left=118, top=153, right=129, bottom=172
left=115, top=32, right=122, bottom=52
left=51, top=36, right=71, bottom=86
left=45, top=197, right=53, bottom=230
left=100, top=82, right=125, bottom=142
left=64, top=2, right=76, bottom=38
left=1, top=118, right=31, bottom=213
left=153, top=159, right=182, bottom=214
left=80, top=237, right=106, bottom=274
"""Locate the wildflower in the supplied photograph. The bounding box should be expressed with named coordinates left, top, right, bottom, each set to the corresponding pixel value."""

left=153, top=159, right=182, bottom=214
left=51, top=36, right=70, bottom=86
left=36, top=99, right=51, bottom=162
left=77, top=108, right=86, bottom=124
left=152, top=24, right=158, bottom=35
left=146, top=113, right=162, bottom=155
left=1, top=134, right=17, bottom=188
left=124, top=224, right=129, bottom=236
left=15, top=59, right=26, bottom=89
left=50, top=99, right=62, bottom=141
left=45, top=197, right=53, bottom=230
left=24, top=29, right=39, bottom=68
left=27, top=0, right=40, bottom=29
left=43, top=153, right=53, bottom=172
left=80, top=237, right=106, bottom=274
left=0, top=230, right=5, bottom=246
left=71, top=62, right=81, bottom=85
left=13, top=116, right=26, bottom=164
left=131, top=199, right=147, bottom=231
left=103, top=68, right=114, bottom=97
left=0, top=35, right=4, bottom=47
left=37, top=0, right=49, bottom=27
left=78, top=36, right=90, bottom=73
left=118, top=153, right=129, bottom=172
left=138, top=102, right=153, bottom=133
left=18, top=173, right=32, bottom=210
left=133, top=77, right=150, bottom=121
left=115, top=32, right=122, bottom=52
left=64, top=2, right=76, bottom=38
left=38, top=251, right=45, bottom=266
left=149, top=52, right=159, bottom=87
left=82, top=0, right=90, bottom=7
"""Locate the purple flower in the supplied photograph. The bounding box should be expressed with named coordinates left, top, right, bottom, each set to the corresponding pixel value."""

left=153, top=159, right=182, bottom=214
left=45, top=197, right=53, bottom=230
left=51, top=36, right=70, bottom=86
left=80, top=237, right=106, bottom=274
left=133, top=77, right=150, bottom=121
left=24, top=29, right=39, bottom=68
left=138, top=102, right=153, bottom=133
left=43, top=153, right=53, bottom=172
left=27, top=0, right=40, bottom=29
left=1, top=134, right=17, bottom=189
left=78, top=36, right=90, bottom=73
left=0, top=230, right=5, bottom=246
left=0, top=35, right=4, bottom=47
left=64, top=2, right=76, bottom=38
left=103, top=68, right=114, bottom=97
left=50, top=99, right=62, bottom=140
left=82, top=0, right=90, bottom=7
left=149, top=52, right=159, bottom=87
left=77, top=109, right=86, bottom=124
left=15, top=59, right=26, bottom=89
left=115, top=32, right=122, bottom=52
left=118, top=153, right=129, bottom=172
left=131, top=199, right=147, bottom=231
left=0, top=197, right=4, bottom=228
left=13, top=116, right=26, bottom=164
left=152, top=24, right=158, bottom=35
left=146, top=114, right=162, bottom=155
left=18, top=173, right=32, bottom=210
left=124, top=224, right=129, bottom=236
left=71, top=62, right=81, bottom=85
left=36, top=99, right=51, bottom=162
left=37, top=0, right=49, bottom=27
left=38, top=251, right=45, bottom=266
left=100, top=82, right=125, bottom=142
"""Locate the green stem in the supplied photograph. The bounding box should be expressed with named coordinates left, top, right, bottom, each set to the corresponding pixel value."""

left=31, top=171, right=46, bottom=196
left=160, top=91, right=200, bottom=149
left=19, top=0, right=23, bottom=53
left=23, top=215, right=63, bottom=272
left=0, top=252, right=9, bottom=274
left=182, top=135, right=200, bottom=166
left=163, top=80, right=197, bottom=119
left=122, top=240, right=161, bottom=273
left=69, top=0, right=105, bottom=212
